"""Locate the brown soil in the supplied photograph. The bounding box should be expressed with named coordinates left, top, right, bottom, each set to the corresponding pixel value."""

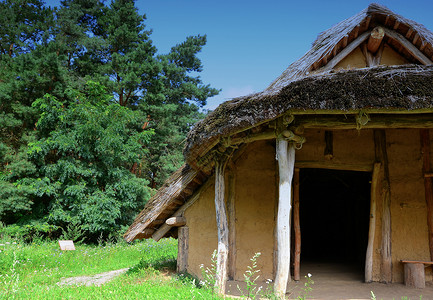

left=227, top=262, right=433, bottom=299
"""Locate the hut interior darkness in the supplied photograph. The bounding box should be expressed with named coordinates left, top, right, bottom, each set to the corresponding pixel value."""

left=299, top=169, right=371, bottom=270
left=125, top=3, right=433, bottom=297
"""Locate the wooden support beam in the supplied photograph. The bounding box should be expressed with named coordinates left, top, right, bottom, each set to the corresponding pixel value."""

left=383, top=27, right=433, bottom=65
left=420, top=129, right=433, bottom=260
left=274, top=138, right=296, bottom=297
left=282, top=130, right=305, bottom=144
left=166, top=217, right=187, bottom=227
left=324, top=131, right=334, bottom=160
left=177, top=226, right=189, bottom=273
left=293, top=168, right=301, bottom=282
left=365, top=162, right=381, bottom=282
left=214, top=157, right=229, bottom=295
left=374, top=130, right=392, bottom=283
left=367, top=27, right=385, bottom=54
left=152, top=177, right=214, bottom=241
left=413, top=34, right=420, bottom=45
left=393, top=20, right=400, bottom=30
left=227, top=167, right=237, bottom=280
left=322, top=31, right=371, bottom=72
left=230, top=131, right=275, bottom=145
left=295, top=161, right=373, bottom=172
left=296, top=114, right=433, bottom=130
left=406, top=28, right=413, bottom=39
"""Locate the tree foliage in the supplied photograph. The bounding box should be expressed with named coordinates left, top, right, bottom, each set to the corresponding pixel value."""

left=0, top=0, right=218, bottom=238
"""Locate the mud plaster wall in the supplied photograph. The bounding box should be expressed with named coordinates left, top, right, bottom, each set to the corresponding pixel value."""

left=232, top=140, right=276, bottom=281
left=335, top=47, right=366, bottom=70
left=184, top=182, right=217, bottom=278
left=333, top=43, right=408, bottom=71
left=387, top=129, right=431, bottom=282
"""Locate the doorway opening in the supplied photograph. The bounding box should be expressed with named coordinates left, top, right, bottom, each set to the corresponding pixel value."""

left=298, top=168, right=371, bottom=278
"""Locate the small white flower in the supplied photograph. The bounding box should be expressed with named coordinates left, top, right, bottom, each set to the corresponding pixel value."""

left=307, top=273, right=312, bottom=278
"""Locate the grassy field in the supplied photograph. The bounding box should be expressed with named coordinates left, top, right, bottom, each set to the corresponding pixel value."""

left=0, top=238, right=222, bottom=299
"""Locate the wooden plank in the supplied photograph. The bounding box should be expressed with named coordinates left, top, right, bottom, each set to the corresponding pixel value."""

left=274, top=138, right=296, bottom=297
left=383, top=27, right=433, bottom=65
left=322, top=31, right=371, bottom=72
left=214, top=157, right=229, bottom=295
left=152, top=177, right=214, bottom=241
left=401, top=260, right=433, bottom=265
left=420, top=129, right=433, bottom=260
left=374, top=130, right=392, bottom=283
left=293, top=168, right=301, bottom=282
left=177, top=226, right=189, bottom=273
left=365, top=162, right=381, bottom=282
left=166, top=217, right=186, bottom=227
left=227, top=167, right=237, bottom=280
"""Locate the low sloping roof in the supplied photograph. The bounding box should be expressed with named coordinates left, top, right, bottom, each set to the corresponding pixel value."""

left=125, top=3, right=433, bottom=242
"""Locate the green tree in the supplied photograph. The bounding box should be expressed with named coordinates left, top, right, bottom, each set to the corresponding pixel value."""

left=27, top=82, right=153, bottom=236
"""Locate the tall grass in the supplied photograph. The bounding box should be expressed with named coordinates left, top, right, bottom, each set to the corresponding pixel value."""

left=0, top=238, right=221, bottom=299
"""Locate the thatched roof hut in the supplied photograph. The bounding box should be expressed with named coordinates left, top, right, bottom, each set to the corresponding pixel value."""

left=125, top=3, right=433, bottom=297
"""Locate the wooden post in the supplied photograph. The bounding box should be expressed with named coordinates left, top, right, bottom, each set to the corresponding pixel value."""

left=420, top=129, right=433, bottom=260
left=365, top=162, right=381, bottom=282
left=214, top=157, right=229, bottom=295
left=374, top=130, right=392, bottom=283
left=227, top=166, right=237, bottom=280
left=177, top=226, right=189, bottom=273
left=293, top=168, right=301, bottom=282
left=274, top=138, right=296, bottom=297
left=324, top=131, right=333, bottom=160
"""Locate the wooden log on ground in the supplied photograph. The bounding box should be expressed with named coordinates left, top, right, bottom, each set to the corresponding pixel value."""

left=293, top=168, right=301, bottom=282
left=420, top=129, right=433, bottom=260
left=274, top=138, right=296, bottom=297
left=177, top=226, right=189, bottom=273
left=214, top=157, right=229, bottom=295
left=367, top=27, right=385, bottom=54
left=166, top=217, right=187, bottom=227
left=365, top=162, right=381, bottom=282
left=374, top=130, right=392, bottom=283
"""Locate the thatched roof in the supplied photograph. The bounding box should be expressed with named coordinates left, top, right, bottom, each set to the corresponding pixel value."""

left=124, top=3, right=433, bottom=242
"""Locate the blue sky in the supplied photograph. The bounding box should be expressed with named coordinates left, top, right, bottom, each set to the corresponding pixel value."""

left=44, top=0, right=433, bottom=110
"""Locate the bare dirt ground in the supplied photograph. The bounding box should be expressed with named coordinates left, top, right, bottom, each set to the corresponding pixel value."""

left=228, top=262, right=433, bottom=299
left=57, top=268, right=129, bottom=287
left=287, top=262, right=432, bottom=300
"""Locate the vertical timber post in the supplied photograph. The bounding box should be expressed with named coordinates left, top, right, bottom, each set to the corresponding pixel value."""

left=374, top=130, right=392, bottom=283
left=227, top=165, right=237, bottom=280
left=420, top=129, right=433, bottom=260
left=274, top=138, right=296, bottom=297
left=293, top=168, right=301, bottom=282
left=365, top=162, right=381, bottom=282
left=177, top=226, right=189, bottom=273
left=214, top=157, right=229, bottom=295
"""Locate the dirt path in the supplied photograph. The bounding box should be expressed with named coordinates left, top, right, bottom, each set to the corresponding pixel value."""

left=57, top=268, right=129, bottom=287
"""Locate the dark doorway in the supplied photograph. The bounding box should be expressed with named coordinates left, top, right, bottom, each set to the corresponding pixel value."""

left=299, top=168, right=371, bottom=274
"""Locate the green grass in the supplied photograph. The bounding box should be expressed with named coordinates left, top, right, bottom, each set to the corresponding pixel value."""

left=0, top=238, right=222, bottom=299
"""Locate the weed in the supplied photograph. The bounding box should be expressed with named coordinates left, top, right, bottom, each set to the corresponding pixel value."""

left=199, top=249, right=218, bottom=293
left=297, top=273, right=314, bottom=300
left=237, top=252, right=262, bottom=299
